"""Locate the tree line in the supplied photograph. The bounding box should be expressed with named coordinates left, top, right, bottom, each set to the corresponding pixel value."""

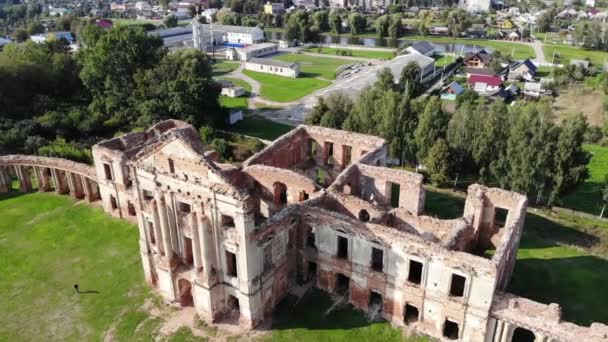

left=0, top=25, right=224, bottom=163
left=306, top=64, right=590, bottom=205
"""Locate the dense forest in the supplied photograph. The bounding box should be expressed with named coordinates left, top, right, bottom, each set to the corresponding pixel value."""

left=0, top=24, right=224, bottom=163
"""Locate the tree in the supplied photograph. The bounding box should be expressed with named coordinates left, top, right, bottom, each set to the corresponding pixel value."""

left=424, top=139, right=452, bottom=186
left=26, top=21, right=43, bottom=35
left=329, top=10, right=341, bottom=34
left=399, top=61, right=421, bottom=95
left=549, top=114, right=590, bottom=204
left=376, top=67, right=395, bottom=91
left=375, top=15, right=389, bottom=39
left=159, top=0, right=169, bottom=9
left=446, top=99, right=476, bottom=185
left=536, top=10, right=554, bottom=33
left=243, top=0, right=262, bottom=14
left=313, top=10, right=329, bottom=32
left=446, top=9, right=471, bottom=37
left=164, top=14, right=178, bottom=28
left=216, top=9, right=241, bottom=25
left=348, top=13, right=366, bottom=35
left=11, top=28, right=27, bottom=42
left=230, top=0, right=243, bottom=13
left=305, top=91, right=353, bottom=128
left=414, top=97, right=449, bottom=163
left=79, top=26, right=165, bottom=132
left=134, top=48, right=224, bottom=128
left=471, top=101, right=509, bottom=183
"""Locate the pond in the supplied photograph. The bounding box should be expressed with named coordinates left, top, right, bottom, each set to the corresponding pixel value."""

left=264, top=31, right=494, bottom=54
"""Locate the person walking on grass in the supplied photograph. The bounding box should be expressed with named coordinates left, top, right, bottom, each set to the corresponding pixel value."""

left=74, top=284, right=80, bottom=294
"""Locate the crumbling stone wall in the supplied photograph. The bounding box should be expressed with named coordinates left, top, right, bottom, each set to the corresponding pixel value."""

left=2, top=120, right=605, bottom=341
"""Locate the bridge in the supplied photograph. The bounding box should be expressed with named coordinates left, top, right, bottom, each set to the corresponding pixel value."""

left=0, top=155, right=100, bottom=202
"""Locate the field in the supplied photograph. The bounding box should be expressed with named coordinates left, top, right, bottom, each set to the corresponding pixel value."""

left=229, top=114, right=293, bottom=140
left=211, top=61, right=239, bottom=77
left=402, top=35, right=536, bottom=60
left=543, top=44, right=608, bottom=66
left=552, top=86, right=605, bottom=127
left=272, top=53, right=357, bottom=80
left=304, top=46, right=395, bottom=60
left=243, top=70, right=331, bottom=102
left=560, top=144, right=608, bottom=215
left=424, top=189, right=608, bottom=325
left=434, top=54, right=454, bottom=67
left=218, top=77, right=252, bottom=113
left=0, top=191, right=147, bottom=341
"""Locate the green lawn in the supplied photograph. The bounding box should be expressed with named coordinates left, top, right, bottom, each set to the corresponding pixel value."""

left=304, top=47, right=395, bottom=60
left=543, top=44, right=608, bottom=66
left=403, top=35, right=536, bottom=60
left=211, top=61, right=239, bottom=77
left=243, top=70, right=331, bottom=102
left=560, top=144, right=608, bottom=215
left=536, top=65, right=554, bottom=78
left=273, top=53, right=357, bottom=80
left=265, top=289, right=431, bottom=342
left=229, top=114, right=293, bottom=140
left=424, top=188, right=608, bottom=326
left=218, top=77, right=252, bottom=113
left=434, top=54, right=454, bottom=67
left=0, top=191, right=148, bottom=341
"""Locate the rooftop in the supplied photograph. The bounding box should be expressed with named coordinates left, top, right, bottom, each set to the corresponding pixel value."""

left=247, top=57, right=298, bottom=68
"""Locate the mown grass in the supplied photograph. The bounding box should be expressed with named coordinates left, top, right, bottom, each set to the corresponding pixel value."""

left=243, top=69, right=331, bottom=102
left=560, top=144, right=608, bottom=215
left=0, top=191, right=147, bottom=341
left=218, top=77, right=252, bottom=113
left=228, top=114, right=293, bottom=140
left=304, top=46, right=395, bottom=60
left=211, top=61, right=239, bottom=77
left=273, top=53, right=357, bottom=80
left=543, top=44, right=608, bottom=66
left=265, top=289, right=431, bottom=342
left=424, top=188, right=608, bottom=326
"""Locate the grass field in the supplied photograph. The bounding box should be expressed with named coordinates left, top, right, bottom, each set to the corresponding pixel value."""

left=0, top=191, right=147, bottom=341
left=229, top=114, right=293, bottom=140
left=218, top=77, right=252, bottom=112
left=434, top=54, right=454, bottom=67
left=211, top=61, right=239, bottom=77
left=304, top=47, right=395, bottom=60
left=402, top=35, right=536, bottom=60
left=560, top=144, right=608, bottom=215
left=273, top=53, right=356, bottom=80
left=265, top=289, right=431, bottom=342
left=543, top=44, right=608, bottom=66
left=424, top=188, right=608, bottom=326
left=243, top=70, right=331, bottom=102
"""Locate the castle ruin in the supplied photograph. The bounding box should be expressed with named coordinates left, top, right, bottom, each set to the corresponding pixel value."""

left=1, top=120, right=606, bottom=341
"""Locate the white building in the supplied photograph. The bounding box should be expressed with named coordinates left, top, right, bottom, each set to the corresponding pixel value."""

left=135, top=1, right=152, bottom=11
left=389, top=53, right=436, bottom=83
left=245, top=58, right=300, bottom=78
left=226, top=43, right=278, bottom=61
left=201, top=8, right=218, bottom=23
left=193, top=22, right=264, bottom=49
left=459, top=0, right=490, bottom=12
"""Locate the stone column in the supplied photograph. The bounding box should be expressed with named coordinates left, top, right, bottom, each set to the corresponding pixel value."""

left=199, top=216, right=214, bottom=283
left=191, top=211, right=203, bottom=273
left=52, top=169, right=68, bottom=194
left=15, top=166, right=32, bottom=192
left=152, top=200, right=165, bottom=256
left=0, top=166, right=10, bottom=193
left=81, top=176, right=92, bottom=201
left=66, top=172, right=76, bottom=198
left=36, top=167, right=51, bottom=192
left=157, top=195, right=173, bottom=261
left=499, top=322, right=512, bottom=342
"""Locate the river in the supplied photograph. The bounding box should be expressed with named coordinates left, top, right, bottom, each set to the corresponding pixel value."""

left=264, top=31, right=494, bottom=54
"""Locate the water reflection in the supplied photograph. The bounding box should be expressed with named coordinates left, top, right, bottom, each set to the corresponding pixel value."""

left=264, top=31, right=493, bottom=54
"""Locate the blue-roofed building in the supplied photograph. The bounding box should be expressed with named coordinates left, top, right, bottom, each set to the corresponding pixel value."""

left=508, top=59, right=537, bottom=81
left=440, top=81, right=465, bottom=100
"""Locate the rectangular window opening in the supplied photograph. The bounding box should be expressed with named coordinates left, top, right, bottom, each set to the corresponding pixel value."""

left=148, top=221, right=156, bottom=244
left=495, top=207, right=509, bottom=228
left=450, top=274, right=466, bottom=297
left=443, top=319, right=459, bottom=340
left=110, top=195, right=118, bottom=210
left=183, top=237, right=193, bottom=266
left=408, top=260, right=423, bottom=285
left=342, top=145, right=352, bottom=166
left=226, top=251, right=238, bottom=277
left=404, top=304, right=419, bottom=324
left=337, top=236, right=348, bottom=259
left=371, top=247, right=384, bottom=272
left=103, top=163, right=113, bottom=181
left=221, top=214, right=235, bottom=228
left=390, top=182, right=400, bottom=208
left=168, top=158, right=175, bottom=173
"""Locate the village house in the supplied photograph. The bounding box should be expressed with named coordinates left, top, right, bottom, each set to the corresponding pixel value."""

left=468, top=74, right=502, bottom=94
left=264, top=1, right=285, bottom=14
left=508, top=59, right=537, bottom=81
left=225, top=43, right=278, bottom=61
left=245, top=58, right=300, bottom=78
left=440, top=81, right=465, bottom=100
left=405, top=41, right=435, bottom=57
left=463, top=50, right=493, bottom=68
